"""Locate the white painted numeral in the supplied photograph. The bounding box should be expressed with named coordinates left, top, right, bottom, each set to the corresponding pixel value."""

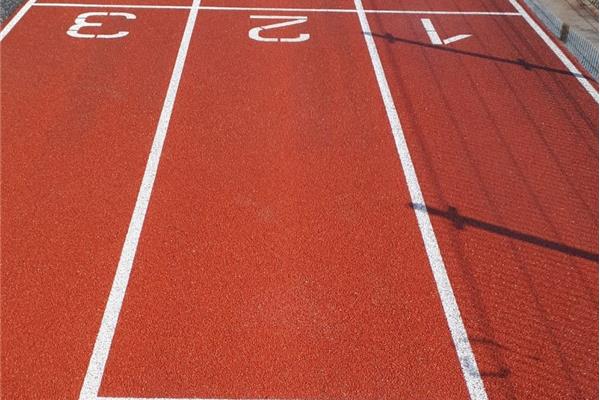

left=249, top=15, right=309, bottom=43
left=420, top=18, right=471, bottom=46
left=67, top=12, right=136, bottom=39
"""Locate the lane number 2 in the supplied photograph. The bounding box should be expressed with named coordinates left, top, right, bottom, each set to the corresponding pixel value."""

left=67, top=12, right=136, bottom=39
left=248, top=15, right=309, bottom=43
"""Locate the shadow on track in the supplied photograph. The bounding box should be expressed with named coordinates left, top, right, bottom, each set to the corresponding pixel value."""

left=410, top=203, right=599, bottom=262
left=366, top=31, right=593, bottom=80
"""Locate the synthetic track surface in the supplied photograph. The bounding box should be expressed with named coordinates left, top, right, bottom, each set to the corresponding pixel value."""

left=1, top=0, right=598, bottom=399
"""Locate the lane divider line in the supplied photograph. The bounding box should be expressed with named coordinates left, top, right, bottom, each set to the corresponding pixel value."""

left=98, top=397, right=301, bottom=400
left=366, top=9, right=519, bottom=15
left=78, top=0, right=202, bottom=398
left=200, top=6, right=519, bottom=15
left=33, top=2, right=191, bottom=9
left=32, top=2, right=521, bottom=16
left=353, top=0, right=489, bottom=399
left=507, top=0, right=598, bottom=102
left=0, top=0, right=36, bottom=41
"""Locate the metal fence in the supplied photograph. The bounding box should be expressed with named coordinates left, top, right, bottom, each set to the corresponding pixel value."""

left=565, top=28, right=599, bottom=79
left=522, top=0, right=599, bottom=80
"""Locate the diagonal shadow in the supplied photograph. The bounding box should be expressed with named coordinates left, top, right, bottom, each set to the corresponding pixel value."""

left=366, top=32, right=592, bottom=80
left=410, top=203, right=599, bottom=263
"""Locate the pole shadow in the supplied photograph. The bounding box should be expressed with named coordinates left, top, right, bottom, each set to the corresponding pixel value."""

left=365, top=31, right=593, bottom=80
left=410, top=203, right=599, bottom=263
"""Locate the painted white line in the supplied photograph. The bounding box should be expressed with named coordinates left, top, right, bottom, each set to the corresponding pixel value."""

left=32, top=2, right=520, bottom=15
left=353, top=0, right=489, bottom=399
left=421, top=18, right=472, bottom=45
left=98, top=397, right=301, bottom=400
left=202, top=5, right=353, bottom=13
left=0, top=0, right=36, bottom=41
left=78, top=0, right=201, bottom=399
left=249, top=14, right=308, bottom=19
left=367, top=9, right=519, bottom=15
left=507, top=0, right=598, bottom=102
left=203, top=5, right=519, bottom=15
left=421, top=17, right=443, bottom=45
left=33, top=2, right=190, bottom=9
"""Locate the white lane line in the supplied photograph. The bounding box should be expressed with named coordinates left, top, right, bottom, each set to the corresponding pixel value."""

left=98, top=398, right=300, bottom=400
left=507, top=0, right=598, bottom=102
left=0, top=0, right=36, bottom=41
left=353, top=0, right=489, bottom=399
left=78, top=0, right=201, bottom=399
left=201, top=5, right=519, bottom=15
left=201, top=5, right=353, bottom=13
left=33, top=2, right=190, bottom=9
left=32, top=2, right=520, bottom=15
left=373, top=10, right=518, bottom=14
left=421, top=17, right=443, bottom=45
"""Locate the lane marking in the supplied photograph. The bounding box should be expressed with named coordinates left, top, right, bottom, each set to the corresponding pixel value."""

left=421, top=18, right=472, bottom=45
left=421, top=17, right=443, bottom=45
left=98, top=397, right=296, bottom=400
left=368, top=9, right=518, bottom=15
left=203, top=5, right=351, bottom=13
left=78, top=0, right=201, bottom=398
left=32, top=3, right=521, bottom=16
left=353, top=0, right=489, bottom=399
left=67, top=11, right=136, bottom=39
left=0, top=0, right=36, bottom=41
left=34, top=2, right=191, bottom=9
left=507, top=0, right=598, bottom=102
left=248, top=15, right=309, bottom=43
left=201, top=5, right=519, bottom=15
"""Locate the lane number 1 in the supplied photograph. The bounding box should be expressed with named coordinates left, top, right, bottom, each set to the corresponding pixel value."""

left=420, top=18, right=471, bottom=46
left=67, top=12, right=136, bottom=39
left=249, top=15, right=310, bottom=43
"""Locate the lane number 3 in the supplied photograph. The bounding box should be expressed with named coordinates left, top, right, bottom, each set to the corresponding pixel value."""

left=67, top=12, right=136, bottom=39
left=249, top=15, right=310, bottom=43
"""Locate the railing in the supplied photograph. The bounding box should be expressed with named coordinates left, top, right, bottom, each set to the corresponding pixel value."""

left=523, top=0, right=599, bottom=80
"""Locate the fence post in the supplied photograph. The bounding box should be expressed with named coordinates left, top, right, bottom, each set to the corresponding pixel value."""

left=559, top=23, right=570, bottom=41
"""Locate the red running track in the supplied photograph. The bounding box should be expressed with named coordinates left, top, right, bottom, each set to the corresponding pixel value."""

left=1, top=0, right=597, bottom=399
left=367, top=11, right=598, bottom=399
left=0, top=7, right=189, bottom=399
left=100, top=9, right=470, bottom=399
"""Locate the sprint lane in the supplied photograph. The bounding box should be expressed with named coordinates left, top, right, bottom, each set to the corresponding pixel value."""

left=1, top=7, right=189, bottom=399
left=98, top=9, right=475, bottom=399
left=367, top=11, right=598, bottom=400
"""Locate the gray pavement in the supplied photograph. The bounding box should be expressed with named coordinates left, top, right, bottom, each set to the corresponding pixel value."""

left=1, top=0, right=24, bottom=24
left=536, top=0, right=599, bottom=47
left=522, top=0, right=599, bottom=78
